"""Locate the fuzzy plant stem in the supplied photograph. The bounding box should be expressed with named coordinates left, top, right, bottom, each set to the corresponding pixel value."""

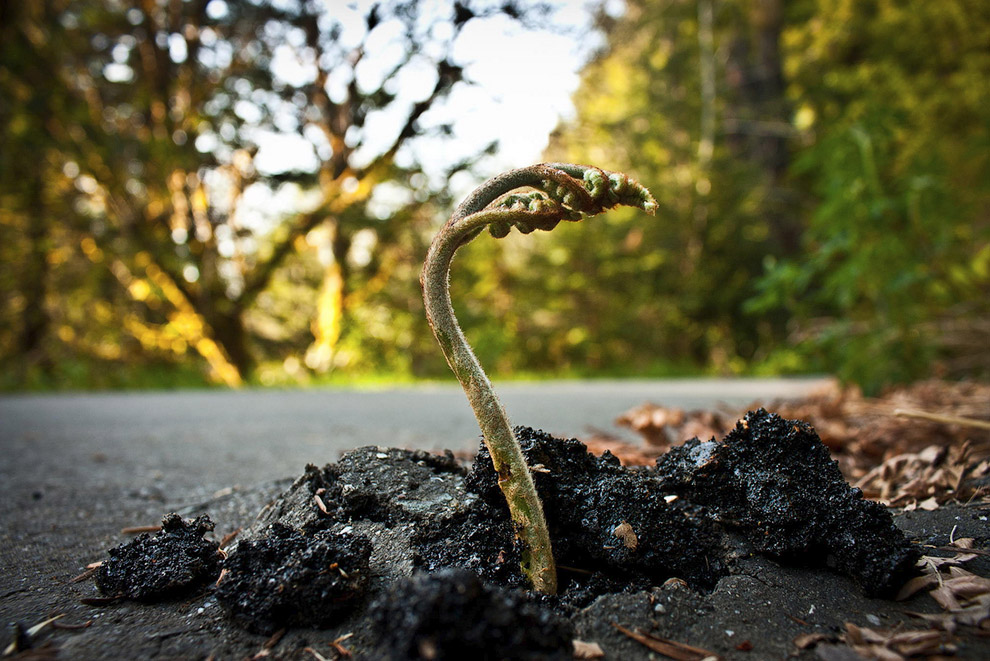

left=421, top=163, right=656, bottom=594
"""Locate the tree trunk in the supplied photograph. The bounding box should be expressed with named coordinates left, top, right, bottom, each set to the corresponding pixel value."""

left=309, top=261, right=344, bottom=373
left=309, top=219, right=352, bottom=371
left=725, top=0, right=799, bottom=253
left=206, top=308, right=252, bottom=381
left=20, top=173, right=51, bottom=373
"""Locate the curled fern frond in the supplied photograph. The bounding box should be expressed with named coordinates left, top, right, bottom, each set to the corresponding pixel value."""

left=421, top=163, right=656, bottom=594
left=487, top=192, right=572, bottom=236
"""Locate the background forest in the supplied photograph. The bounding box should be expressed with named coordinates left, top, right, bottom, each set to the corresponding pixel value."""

left=2, top=0, right=988, bottom=394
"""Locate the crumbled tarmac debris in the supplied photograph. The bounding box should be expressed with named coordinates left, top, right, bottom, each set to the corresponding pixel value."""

left=412, top=500, right=526, bottom=588
left=466, top=426, right=729, bottom=601
left=248, top=448, right=467, bottom=536
left=334, top=447, right=465, bottom=524
left=85, top=409, right=924, bottom=655
left=654, top=408, right=920, bottom=595
left=261, top=412, right=916, bottom=609
left=215, top=522, right=371, bottom=634
left=95, top=514, right=221, bottom=601
left=367, top=569, right=574, bottom=661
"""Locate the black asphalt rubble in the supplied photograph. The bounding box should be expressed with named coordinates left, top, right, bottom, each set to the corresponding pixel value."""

left=73, top=408, right=937, bottom=659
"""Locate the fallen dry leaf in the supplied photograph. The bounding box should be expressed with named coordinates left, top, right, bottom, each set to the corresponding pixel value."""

left=793, top=632, right=829, bottom=650
left=615, top=404, right=686, bottom=447
left=581, top=432, right=663, bottom=466
left=572, top=639, right=605, bottom=659
left=842, top=622, right=955, bottom=660
left=613, top=521, right=638, bottom=550
left=899, top=538, right=990, bottom=633
left=897, top=574, right=940, bottom=601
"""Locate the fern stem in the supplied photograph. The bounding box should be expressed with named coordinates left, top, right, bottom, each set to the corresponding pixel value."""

left=421, top=163, right=656, bottom=594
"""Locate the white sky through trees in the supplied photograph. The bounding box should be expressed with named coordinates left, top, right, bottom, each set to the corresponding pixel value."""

left=253, top=0, right=613, bottom=201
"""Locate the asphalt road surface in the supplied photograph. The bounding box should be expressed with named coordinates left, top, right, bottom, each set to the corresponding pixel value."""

left=1, top=377, right=826, bottom=654
left=7, top=377, right=987, bottom=660
left=0, top=378, right=826, bottom=492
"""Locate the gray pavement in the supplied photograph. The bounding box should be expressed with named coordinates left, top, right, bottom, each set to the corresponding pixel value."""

left=0, top=377, right=826, bottom=491
left=0, top=377, right=826, bottom=655
left=9, top=377, right=986, bottom=660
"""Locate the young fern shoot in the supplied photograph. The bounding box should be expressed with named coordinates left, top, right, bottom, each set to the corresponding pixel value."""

left=421, top=163, right=657, bottom=594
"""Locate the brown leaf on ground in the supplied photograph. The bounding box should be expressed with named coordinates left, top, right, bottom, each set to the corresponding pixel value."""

left=842, top=622, right=956, bottom=660
left=614, top=403, right=685, bottom=447
left=614, top=404, right=728, bottom=450
left=857, top=442, right=988, bottom=507
left=897, top=574, right=941, bottom=602
left=900, top=538, right=990, bottom=633
left=582, top=432, right=663, bottom=466
left=793, top=632, right=831, bottom=650
left=572, top=639, right=605, bottom=659
left=596, top=379, right=990, bottom=507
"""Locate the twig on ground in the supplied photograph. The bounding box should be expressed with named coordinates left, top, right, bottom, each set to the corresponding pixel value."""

left=894, top=408, right=990, bottom=431
left=120, top=525, right=162, bottom=534
left=611, top=622, right=721, bottom=660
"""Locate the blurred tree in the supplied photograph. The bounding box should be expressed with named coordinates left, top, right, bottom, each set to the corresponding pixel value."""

left=8, top=0, right=984, bottom=391
left=1, top=2, right=57, bottom=380
left=540, top=0, right=988, bottom=389
left=540, top=0, right=796, bottom=374
left=750, top=0, right=990, bottom=391
left=0, top=0, right=521, bottom=386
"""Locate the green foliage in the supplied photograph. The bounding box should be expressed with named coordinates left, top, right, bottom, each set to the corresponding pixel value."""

left=0, top=356, right=209, bottom=392
left=543, top=0, right=794, bottom=375
left=750, top=0, right=990, bottom=392
left=544, top=0, right=989, bottom=390
left=750, top=117, right=950, bottom=390
left=0, top=0, right=523, bottom=389
left=3, top=0, right=988, bottom=391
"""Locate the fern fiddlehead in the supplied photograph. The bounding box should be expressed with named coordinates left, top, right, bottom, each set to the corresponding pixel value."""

left=421, top=163, right=656, bottom=593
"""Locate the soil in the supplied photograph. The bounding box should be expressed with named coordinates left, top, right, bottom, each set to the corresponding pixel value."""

left=94, top=514, right=221, bottom=602
left=215, top=523, right=372, bottom=635
left=368, top=570, right=574, bottom=661
left=4, top=409, right=990, bottom=660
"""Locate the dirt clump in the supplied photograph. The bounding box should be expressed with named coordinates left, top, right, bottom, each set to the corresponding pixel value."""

left=214, top=522, right=371, bottom=634
left=95, top=513, right=221, bottom=601
left=412, top=500, right=524, bottom=588
left=654, top=408, right=919, bottom=595
left=89, top=409, right=922, bottom=652
left=466, top=427, right=728, bottom=602
left=367, top=569, right=574, bottom=661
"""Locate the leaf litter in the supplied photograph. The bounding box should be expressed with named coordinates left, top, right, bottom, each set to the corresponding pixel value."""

left=598, top=379, right=990, bottom=507
left=899, top=537, right=990, bottom=634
